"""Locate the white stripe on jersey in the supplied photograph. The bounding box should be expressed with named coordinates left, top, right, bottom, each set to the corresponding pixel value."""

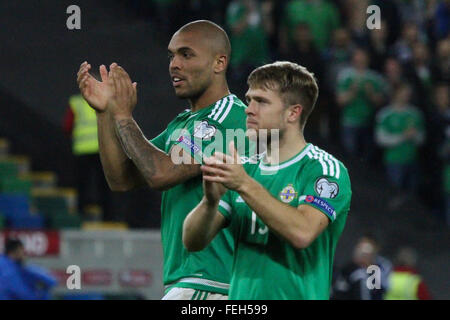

left=208, top=99, right=223, bottom=119
left=331, top=154, right=340, bottom=179
left=308, top=147, right=340, bottom=179
left=217, top=96, right=234, bottom=123
left=219, top=200, right=231, bottom=214
left=315, top=146, right=335, bottom=177
left=309, top=148, right=328, bottom=176
left=212, top=97, right=229, bottom=121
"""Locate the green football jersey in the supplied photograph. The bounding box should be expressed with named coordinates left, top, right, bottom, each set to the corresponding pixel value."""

left=375, top=105, right=425, bottom=164
left=150, top=93, right=250, bottom=295
left=337, top=68, right=386, bottom=127
left=218, top=143, right=352, bottom=299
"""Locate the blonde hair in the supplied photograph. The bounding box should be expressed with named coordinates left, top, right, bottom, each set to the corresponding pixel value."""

left=247, top=61, right=319, bottom=129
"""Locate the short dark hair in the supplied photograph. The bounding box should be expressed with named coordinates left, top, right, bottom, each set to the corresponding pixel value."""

left=5, top=238, right=23, bottom=255
left=247, top=61, right=319, bottom=129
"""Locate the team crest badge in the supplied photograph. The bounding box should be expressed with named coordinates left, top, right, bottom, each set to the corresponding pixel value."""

left=279, top=184, right=297, bottom=203
left=193, top=121, right=216, bottom=140
left=315, top=178, right=339, bottom=199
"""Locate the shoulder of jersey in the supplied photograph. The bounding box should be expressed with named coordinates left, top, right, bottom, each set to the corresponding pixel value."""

left=177, top=108, right=191, bottom=117
left=304, top=145, right=346, bottom=180
left=204, top=95, right=246, bottom=126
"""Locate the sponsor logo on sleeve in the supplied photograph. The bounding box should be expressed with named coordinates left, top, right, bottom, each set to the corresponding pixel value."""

left=304, top=195, right=336, bottom=220
left=177, top=135, right=201, bottom=154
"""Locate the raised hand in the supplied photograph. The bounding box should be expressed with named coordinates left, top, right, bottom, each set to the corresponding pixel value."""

left=108, top=65, right=137, bottom=120
left=202, top=176, right=227, bottom=205
left=77, top=61, right=115, bottom=113
left=201, top=141, right=249, bottom=192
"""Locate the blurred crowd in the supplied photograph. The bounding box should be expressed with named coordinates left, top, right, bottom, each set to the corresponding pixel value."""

left=127, top=0, right=450, bottom=225
left=331, top=234, right=432, bottom=300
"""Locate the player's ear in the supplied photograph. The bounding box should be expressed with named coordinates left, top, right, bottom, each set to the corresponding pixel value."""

left=287, top=104, right=303, bottom=124
left=213, top=54, right=228, bottom=74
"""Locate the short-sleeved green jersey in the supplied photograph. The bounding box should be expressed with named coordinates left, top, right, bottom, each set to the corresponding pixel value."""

left=150, top=94, right=249, bottom=295
left=226, top=2, right=270, bottom=67
left=218, top=143, right=352, bottom=299
left=375, top=105, right=425, bottom=164
left=337, top=68, right=386, bottom=127
left=282, top=0, right=340, bottom=50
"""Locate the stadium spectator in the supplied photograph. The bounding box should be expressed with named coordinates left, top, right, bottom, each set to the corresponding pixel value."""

left=375, top=83, right=425, bottom=209
left=336, top=48, right=386, bottom=160
left=322, top=28, right=355, bottom=140
left=280, top=23, right=324, bottom=85
left=384, top=246, right=432, bottom=300
left=367, top=20, right=391, bottom=73
left=363, top=233, right=393, bottom=293
left=226, top=0, right=271, bottom=99
left=342, top=0, right=370, bottom=47
left=281, top=22, right=328, bottom=137
left=260, top=0, right=285, bottom=58
left=63, top=93, right=113, bottom=222
left=331, top=236, right=385, bottom=300
left=396, top=0, right=429, bottom=31
left=371, top=0, right=402, bottom=45
left=280, top=0, right=341, bottom=54
left=0, top=238, right=57, bottom=300
left=432, top=37, right=450, bottom=83
left=404, top=42, right=434, bottom=109
left=384, top=58, right=407, bottom=98
left=433, top=0, right=450, bottom=40
left=323, top=28, right=355, bottom=92
left=390, top=22, right=424, bottom=65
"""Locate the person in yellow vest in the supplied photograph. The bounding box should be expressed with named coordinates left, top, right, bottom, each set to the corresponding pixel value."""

left=384, top=247, right=432, bottom=300
left=63, top=93, right=113, bottom=221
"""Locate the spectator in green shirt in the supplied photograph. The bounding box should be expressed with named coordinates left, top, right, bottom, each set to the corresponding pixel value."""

left=375, top=83, right=425, bottom=208
left=280, top=0, right=340, bottom=54
left=337, top=48, right=386, bottom=159
left=226, top=0, right=271, bottom=98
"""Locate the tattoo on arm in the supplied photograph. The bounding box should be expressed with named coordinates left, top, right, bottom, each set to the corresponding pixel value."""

left=114, top=118, right=200, bottom=188
left=115, top=118, right=158, bottom=181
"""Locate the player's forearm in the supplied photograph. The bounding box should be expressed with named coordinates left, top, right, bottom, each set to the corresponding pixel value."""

left=238, top=178, right=314, bottom=249
left=183, top=197, right=222, bottom=252
left=97, top=112, right=144, bottom=191
left=114, top=116, right=195, bottom=191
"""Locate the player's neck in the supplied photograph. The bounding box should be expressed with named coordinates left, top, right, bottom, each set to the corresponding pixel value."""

left=266, top=130, right=307, bottom=165
left=189, top=80, right=230, bottom=112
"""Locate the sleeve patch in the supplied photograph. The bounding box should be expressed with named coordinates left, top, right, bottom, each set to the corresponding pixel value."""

left=193, top=121, right=216, bottom=140
left=176, top=135, right=202, bottom=154
left=315, top=177, right=339, bottom=199
left=300, top=195, right=336, bottom=221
